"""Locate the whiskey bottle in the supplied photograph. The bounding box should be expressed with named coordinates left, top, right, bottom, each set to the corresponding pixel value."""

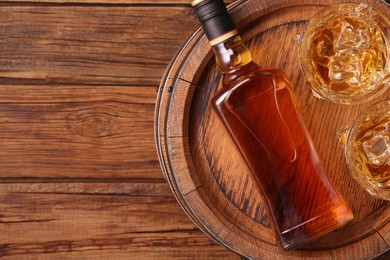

left=192, top=0, right=354, bottom=250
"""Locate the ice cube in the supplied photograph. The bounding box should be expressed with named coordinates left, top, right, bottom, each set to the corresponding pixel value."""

left=336, top=21, right=357, bottom=49
left=330, top=71, right=359, bottom=82
left=355, top=27, right=370, bottom=51
left=363, top=130, right=390, bottom=166
left=329, top=54, right=361, bottom=84
left=335, top=18, right=369, bottom=52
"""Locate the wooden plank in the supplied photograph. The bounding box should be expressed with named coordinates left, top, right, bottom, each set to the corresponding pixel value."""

left=0, top=182, right=237, bottom=259
left=0, top=0, right=234, bottom=4
left=1, top=248, right=239, bottom=260
left=0, top=85, right=161, bottom=179
left=0, top=6, right=198, bottom=86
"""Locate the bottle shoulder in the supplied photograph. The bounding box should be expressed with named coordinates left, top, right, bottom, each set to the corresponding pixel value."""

left=217, top=67, right=291, bottom=98
left=223, top=64, right=290, bottom=87
left=213, top=69, right=294, bottom=118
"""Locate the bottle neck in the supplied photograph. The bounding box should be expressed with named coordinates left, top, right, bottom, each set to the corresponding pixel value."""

left=212, top=35, right=257, bottom=82
left=191, top=0, right=257, bottom=83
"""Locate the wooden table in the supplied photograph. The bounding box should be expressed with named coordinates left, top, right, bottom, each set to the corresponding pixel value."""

left=0, top=0, right=238, bottom=258
left=0, top=0, right=388, bottom=259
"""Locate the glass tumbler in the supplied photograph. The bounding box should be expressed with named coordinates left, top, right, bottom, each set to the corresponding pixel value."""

left=299, top=3, right=390, bottom=104
left=339, top=100, right=390, bottom=200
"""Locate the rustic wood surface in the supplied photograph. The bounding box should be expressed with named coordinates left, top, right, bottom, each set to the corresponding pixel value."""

left=0, top=0, right=239, bottom=259
left=0, top=0, right=389, bottom=260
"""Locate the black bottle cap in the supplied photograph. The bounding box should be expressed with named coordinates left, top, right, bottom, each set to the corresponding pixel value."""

left=192, top=0, right=237, bottom=46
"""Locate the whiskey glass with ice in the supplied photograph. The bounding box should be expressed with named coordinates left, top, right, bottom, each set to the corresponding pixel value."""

left=341, top=100, right=390, bottom=200
left=299, top=3, right=390, bottom=104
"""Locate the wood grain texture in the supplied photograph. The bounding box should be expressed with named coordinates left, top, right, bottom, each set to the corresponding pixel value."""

left=0, top=85, right=161, bottom=179
left=0, top=5, right=198, bottom=86
left=1, top=249, right=238, bottom=260
left=0, top=0, right=233, bottom=4
left=0, top=0, right=239, bottom=258
left=0, top=182, right=238, bottom=259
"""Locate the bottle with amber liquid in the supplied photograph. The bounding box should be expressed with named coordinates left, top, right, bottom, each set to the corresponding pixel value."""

left=192, top=0, right=354, bottom=250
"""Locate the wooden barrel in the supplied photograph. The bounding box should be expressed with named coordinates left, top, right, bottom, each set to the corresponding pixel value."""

left=155, top=0, right=390, bottom=258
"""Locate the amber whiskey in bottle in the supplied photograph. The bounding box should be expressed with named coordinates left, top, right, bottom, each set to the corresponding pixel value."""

left=192, top=0, right=354, bottom=250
